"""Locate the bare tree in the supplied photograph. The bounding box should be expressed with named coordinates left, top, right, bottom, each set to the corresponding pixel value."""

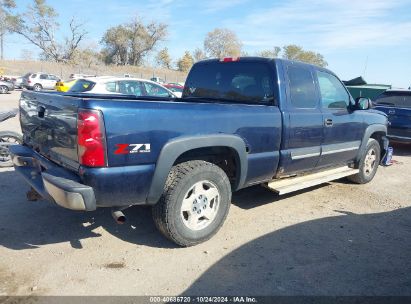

left=101, top=18, right=167, bottom=66
left=204, top=28, right=242, bottom=58
left=192, top=47, right=206, bottom=62
left=8, top=0, right=87, bottom=62
left=20, top=48, right=33, bottom=60
left=0, top=0, right=16, bottom=60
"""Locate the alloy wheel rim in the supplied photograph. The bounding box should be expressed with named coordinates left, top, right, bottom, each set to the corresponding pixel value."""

left=364, top=148, right=377, bottom=176
left=180, top=180, right=220, bottom=231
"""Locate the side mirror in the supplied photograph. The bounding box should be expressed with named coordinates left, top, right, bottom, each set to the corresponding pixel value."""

left=355, top=97, right=371, bottom=110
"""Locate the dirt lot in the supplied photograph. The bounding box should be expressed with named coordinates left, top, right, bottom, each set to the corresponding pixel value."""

left=0, top=91, right=410, bottom=296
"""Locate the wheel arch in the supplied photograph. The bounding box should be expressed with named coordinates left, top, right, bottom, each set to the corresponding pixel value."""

left=356, top=124, right=387, bottom=163
left=146, top=134, right=248, bottom=205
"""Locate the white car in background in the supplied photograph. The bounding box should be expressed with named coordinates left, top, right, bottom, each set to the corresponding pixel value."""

left=22, top=72, right=60, bottom=91
left=68, top=77, right=178, bottom=98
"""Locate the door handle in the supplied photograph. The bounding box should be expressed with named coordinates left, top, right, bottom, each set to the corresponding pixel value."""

left=388, top=109, right=395, bottom=114
left=324, top=118, right=333, bottom=127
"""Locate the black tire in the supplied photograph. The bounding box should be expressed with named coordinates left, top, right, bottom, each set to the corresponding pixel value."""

left=33, top=84, right=42, bottom=91
left=347, top=138, right=381, bottom=184
left=0, top=131, right=23, bottom=167
left=152, top=160, right=232, bottom=247
left=0, top=85, right=8, bottom=94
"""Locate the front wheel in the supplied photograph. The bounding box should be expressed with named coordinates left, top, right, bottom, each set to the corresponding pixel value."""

left=0, top=131, right=23, bottom=167
left=348, top=138, right=381, bottom=184
left=152, top=160, right=232, bottom=247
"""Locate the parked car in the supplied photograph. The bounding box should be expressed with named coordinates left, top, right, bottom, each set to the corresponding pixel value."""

left=69, top=73, right=96, bottom=80
left=0, top=80, right=14, bottom=94
left=10, top=57, right=388, bottom=247
left=12, top=76, right=24, bottom=89
left=55, top=79, right=77, bottom=92
left=150, top=76, right=165, bottom=84
left=373, top=89, right=411, bottom=142
left=22, top=73, right=60, bottom=91
left=163, top=83, right=183, bottom=98
left=68, top=77, right=177, bottom=98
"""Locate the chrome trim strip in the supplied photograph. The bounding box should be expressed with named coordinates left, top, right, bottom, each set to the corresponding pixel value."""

left=321, top=140, right=361, bottom=155
left=292, top=152, right=321, bottom=160
left=291, top=147, right=321, bottom=160
left=322, top=146, right=359, bottom=155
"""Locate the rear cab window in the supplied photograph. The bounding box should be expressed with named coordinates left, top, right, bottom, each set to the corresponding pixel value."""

left=287, top=65, right=317, bottom=108
left=183, top=60, right=276, bottom=104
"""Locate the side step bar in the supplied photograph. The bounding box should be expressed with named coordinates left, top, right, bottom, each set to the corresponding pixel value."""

left=265, top=166, right=359, bottom=195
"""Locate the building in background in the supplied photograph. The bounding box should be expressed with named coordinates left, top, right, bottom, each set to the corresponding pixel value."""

left=343, top=76, right=391, bottom=100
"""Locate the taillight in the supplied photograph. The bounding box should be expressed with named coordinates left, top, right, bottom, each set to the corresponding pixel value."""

left=77, top=109, right=107, bottom=167
left=28, top=80, right=31, bottom=84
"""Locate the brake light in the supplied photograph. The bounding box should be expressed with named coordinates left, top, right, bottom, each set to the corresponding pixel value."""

left=220, top=57, right=240, bottom=62
left=77, top=109, right=106, bottom=167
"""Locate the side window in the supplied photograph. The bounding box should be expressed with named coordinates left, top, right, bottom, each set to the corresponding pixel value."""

left=118, top=81, right=143, bottom=96
left=317, top=71, right=349, bottom=109
left=49, top=75, right=59, bottom=81
left=105, top=82, right=117, bottom=93
left=287, top=65, right=317, bottom=108
left=143, top=82, right=170, bottom=97
left=40, top=74, right=48, bottom=80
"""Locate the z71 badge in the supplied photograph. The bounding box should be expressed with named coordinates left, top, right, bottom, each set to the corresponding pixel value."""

left=114, top=143, right=151, bottom=155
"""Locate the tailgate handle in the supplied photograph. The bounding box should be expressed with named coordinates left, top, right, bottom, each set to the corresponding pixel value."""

left=37, top=106, right=46, bottom=118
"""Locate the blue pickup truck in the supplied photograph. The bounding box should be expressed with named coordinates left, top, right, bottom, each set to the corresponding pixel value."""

left=10, top=57, right=389, bottom=246
left=373, top=89, right=411, bottom=142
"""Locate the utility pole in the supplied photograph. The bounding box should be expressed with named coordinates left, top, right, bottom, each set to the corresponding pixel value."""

left=0, top=31, right=3, bottom=60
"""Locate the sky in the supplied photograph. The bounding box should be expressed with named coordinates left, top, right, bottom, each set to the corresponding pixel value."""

left=4, top=0, right=411, bottom=88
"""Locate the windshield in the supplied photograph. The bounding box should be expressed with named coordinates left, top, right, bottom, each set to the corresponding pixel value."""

left=183, top=61, right=276, bottom=104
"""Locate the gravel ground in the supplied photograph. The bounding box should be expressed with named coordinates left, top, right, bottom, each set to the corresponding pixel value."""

left=0, top=91, right=410, bottom=296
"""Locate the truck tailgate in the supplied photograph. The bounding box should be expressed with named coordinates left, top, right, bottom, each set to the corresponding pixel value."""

left=19, top=91, right=80, bottom=170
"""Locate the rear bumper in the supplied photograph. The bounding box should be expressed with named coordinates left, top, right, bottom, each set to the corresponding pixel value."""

left=9, top=145, right=96, bottom=211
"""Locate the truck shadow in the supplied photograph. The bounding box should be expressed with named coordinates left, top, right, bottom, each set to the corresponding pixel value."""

left=182, top=206, right=411, bottom=296
left=0, top=170, right=175, bottom=250
left=232, top=184, right=326, bottom=210
left=0, top=170, right=329, bottom=250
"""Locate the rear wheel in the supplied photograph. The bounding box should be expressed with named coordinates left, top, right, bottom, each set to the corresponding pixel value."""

left=33, top=84, right=42, bottom=91
left=0, top=131, right=23, bottom=167
left=0, top=85, right=8, bottom=94
left=152, top=160, right=232, bottom=247
left=348, top=138, right=380, bottom=184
